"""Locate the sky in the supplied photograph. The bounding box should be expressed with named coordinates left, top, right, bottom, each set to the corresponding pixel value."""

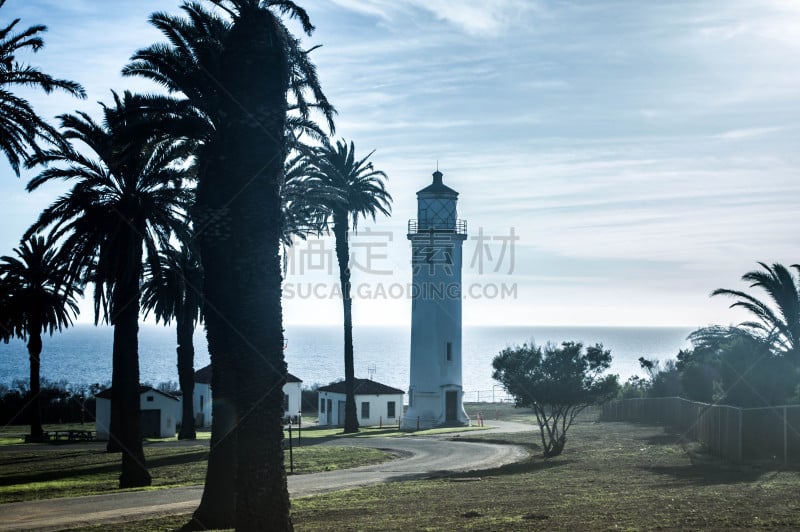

left=1, top=0, right=799, bottom=328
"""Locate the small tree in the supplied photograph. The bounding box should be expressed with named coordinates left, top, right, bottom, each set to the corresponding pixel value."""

left=492, top=341, right=619, bottom=457
left=638, top=357, right=682, bottom=398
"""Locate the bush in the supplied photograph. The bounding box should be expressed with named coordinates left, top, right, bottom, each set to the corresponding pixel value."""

left=0, top=379, right=104, bottom=425
left=493, top=341, right=619, bottom=457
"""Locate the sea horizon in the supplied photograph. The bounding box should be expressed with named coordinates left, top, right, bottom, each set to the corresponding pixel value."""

left=0, top=324, right=694, bottom=400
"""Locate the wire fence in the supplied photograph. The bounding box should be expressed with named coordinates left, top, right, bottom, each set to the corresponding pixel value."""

left=462, top=388, right=514, bottom=403
left=600, top=397, right=800, bottom=463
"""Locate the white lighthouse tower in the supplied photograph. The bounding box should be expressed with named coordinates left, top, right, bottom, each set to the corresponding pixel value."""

left=402, top=170, right=468, bottom=429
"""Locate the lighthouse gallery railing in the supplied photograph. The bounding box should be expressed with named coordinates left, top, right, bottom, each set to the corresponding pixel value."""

left=408, top=219, right=467, bottom=235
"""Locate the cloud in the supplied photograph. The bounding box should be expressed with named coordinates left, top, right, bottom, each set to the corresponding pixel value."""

left=327, top=0, right=542, bottom=36
left=715, top=126, right=787, bottom=140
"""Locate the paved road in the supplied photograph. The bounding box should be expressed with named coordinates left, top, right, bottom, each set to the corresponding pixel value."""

left=0, top=429, right=530, bottom=531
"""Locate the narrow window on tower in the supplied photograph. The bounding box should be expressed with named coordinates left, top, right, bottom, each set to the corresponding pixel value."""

left=446, top=342, right=453, bottom=361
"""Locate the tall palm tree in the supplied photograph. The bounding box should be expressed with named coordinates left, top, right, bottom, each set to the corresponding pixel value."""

left=141, top=243, right=202, bottom=440
left=0, top=0, right=85, bottom=175
left=307, top=139, right=392, bottom=433
left=25, top=91, right=192, bottom=488
left=125, top=3, right=333, bottom=528
left=0, top=234, right=80, bottom=441
left=712, top=262, right=800, bottom=365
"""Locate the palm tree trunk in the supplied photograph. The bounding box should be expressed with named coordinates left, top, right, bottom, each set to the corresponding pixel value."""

left=106, top=342, right=122, bottom=452
left=214, top=9, right=291, bottom=530
left=112, top=247, right=151, bottom=488
left=334, top=214, right=359, bottom=433
left=192, top=344, right=237, bottom=529
left=27, top=326, right=44, bottom=442
left=176, top=312, right=196, bottom=440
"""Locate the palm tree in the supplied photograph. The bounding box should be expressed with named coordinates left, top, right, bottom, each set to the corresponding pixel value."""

left=0, top=0, right=85, bottom=175
left=25, top=91, right=192, bottom=488
left=712, top=262, right=800, bottom=364
left=141, top=243, right=202, bottom=440
left=0, top=234, right=80, bottom=441
left=307, top=139, right=392, bottom=433
left=125, top=3, right=333, bottom=528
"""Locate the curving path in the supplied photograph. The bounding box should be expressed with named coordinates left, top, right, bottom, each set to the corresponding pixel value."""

left=0, top=427, right=531, bottom=531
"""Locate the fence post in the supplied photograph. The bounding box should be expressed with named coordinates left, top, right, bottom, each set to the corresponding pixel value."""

left=784, top=406, right=788, bottom=465
left=738, top=408, right=743, bottom=462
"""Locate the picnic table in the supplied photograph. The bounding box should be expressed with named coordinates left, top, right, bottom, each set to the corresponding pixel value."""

left=45, top=429, right=95, bottom=442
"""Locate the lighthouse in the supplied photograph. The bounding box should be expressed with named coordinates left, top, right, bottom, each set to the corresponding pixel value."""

left=402, top=170, right=468, bottom=429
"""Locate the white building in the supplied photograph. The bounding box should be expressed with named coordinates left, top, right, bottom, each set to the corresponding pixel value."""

left=318, top=379, right=404, bottom=427
left=95, top=386, right=180, bottom=440
left=193, top=365, right=213, bottom=428
left=402, top=170, right=470, bottom=429
left=193, top=364, right=303, bottom=427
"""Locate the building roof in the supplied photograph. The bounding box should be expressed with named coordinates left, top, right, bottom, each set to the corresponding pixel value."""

left=194, top=364, right=301, bottom=385
left=195, top=364, right=212, bottom=384
left=95, top=385, right=180, bottom=401
left=318, top=378, right=405, bottom=396
left=417, top=170, right=458, bottom=198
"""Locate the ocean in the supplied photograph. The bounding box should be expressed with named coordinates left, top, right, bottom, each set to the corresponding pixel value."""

left=0, top=325, right=693, bottom=400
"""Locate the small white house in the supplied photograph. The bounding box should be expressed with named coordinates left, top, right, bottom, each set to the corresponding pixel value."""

left=193, top=365, right=213, bottom=428
left=95, top=386, right=180, bottom=440
left=193, top=364, right=303, bottom=427
left=318, top=379, right=404, bottom=427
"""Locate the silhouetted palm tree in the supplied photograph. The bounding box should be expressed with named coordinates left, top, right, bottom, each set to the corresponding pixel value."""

left=141, top=243, right=202, bottom=440
left=712, top=262, right=800, bottom=364
left=0, top=1, right=84, bottom=175
left=125, top=2, right=333, bottom=527
left=0, top=234, right=80, bottom=440
left=25, top=91, right=192, bottom=488
left=308, top=139, right=392, bottom=433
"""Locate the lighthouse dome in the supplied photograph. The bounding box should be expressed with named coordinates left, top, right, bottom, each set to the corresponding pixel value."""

left=416, top=170, right=458, bottom=231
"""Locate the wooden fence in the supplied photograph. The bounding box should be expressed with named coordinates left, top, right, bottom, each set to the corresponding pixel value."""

left=600, top=397, right=800, bottom=463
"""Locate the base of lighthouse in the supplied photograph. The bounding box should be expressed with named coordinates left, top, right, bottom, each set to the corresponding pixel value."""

left=401, top=385, right=469, bottom=430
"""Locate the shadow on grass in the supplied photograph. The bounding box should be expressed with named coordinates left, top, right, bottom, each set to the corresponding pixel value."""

left=449, top=455, right=571, bottom=479
left=641, top=432, right=685, bottom=446
left=0, top=449, right=207, bottom=487
left=643, top=462, right=768, bottom=485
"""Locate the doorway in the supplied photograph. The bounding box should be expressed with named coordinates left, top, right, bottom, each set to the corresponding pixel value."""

left=140, top=409, right=160, bottom=438
left=337, top=400, right=346, bottom=427
left=445, top=391, right=458, bottom=422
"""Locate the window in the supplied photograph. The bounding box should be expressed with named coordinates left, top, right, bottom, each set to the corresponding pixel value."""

left=200, top=395, right=204, bottom=413
left=361, top=401, right=370, bottom=419
left=446, top=342, right=453, bottom=361
left=146, top=396, right=154, bottom=402
left=283, top=394, right=290, bottom=412
left=320, top=397, right=326, bottom=413
left=387, top=401, right=396, bottom=418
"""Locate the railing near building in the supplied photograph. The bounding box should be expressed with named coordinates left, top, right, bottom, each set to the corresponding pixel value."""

left=408, top=219, right=467, bottom=235
left=601, top=397, right=800, bottom=463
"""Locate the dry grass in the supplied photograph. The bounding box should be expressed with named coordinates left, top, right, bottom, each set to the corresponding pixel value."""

left=289, top=417, right=800, bottom=531
left=32, top=413, right=800, bottom=531
left=0, top=443, right=392, bottom=503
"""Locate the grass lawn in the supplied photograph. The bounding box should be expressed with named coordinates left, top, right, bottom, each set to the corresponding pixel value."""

left=0, top=423, right=99, bottom=445
left=0, top=442, right=393, bottom=504
left=291, top=419, right=800, bottom=531
left=74, top=416, right=800, bottom=531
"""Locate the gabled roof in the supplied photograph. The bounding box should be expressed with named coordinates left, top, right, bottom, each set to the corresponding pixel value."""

left=318, top=378, right=404, bottom=396
left=194, top=364, right=301, bottom=385
left=195, top=364, right=212, bottom=385
left=95, top=385, right=179, bottom=401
